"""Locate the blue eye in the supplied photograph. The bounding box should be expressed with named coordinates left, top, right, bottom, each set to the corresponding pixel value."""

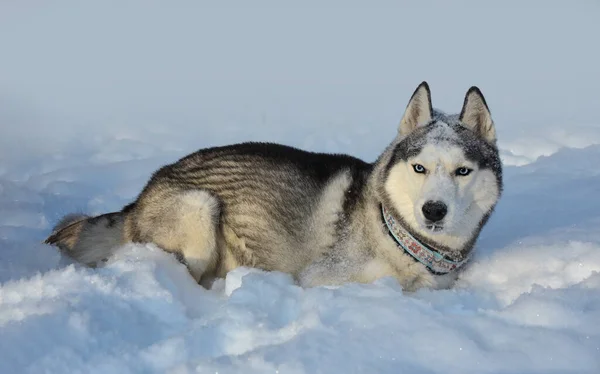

left=456, top=167, right=472, bottom=176
left=413, top=164, right=426, bottom=174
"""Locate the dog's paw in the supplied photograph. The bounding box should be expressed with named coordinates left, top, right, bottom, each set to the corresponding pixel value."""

left=400, top=263, right=436, bottom=292
left=406, top=273, right=436, bottom=291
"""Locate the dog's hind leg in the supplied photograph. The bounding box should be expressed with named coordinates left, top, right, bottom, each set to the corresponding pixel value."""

left=134, top=189, right=221, bottom=284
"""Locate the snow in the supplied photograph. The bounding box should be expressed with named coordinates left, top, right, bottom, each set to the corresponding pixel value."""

left=1, top=1, right=600, bottom=373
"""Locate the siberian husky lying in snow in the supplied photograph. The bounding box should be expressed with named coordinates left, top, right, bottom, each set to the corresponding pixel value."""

left=46, top=82, right=502, bottom=291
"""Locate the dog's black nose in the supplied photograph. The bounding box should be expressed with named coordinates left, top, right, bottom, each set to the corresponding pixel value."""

left=422, top=201, right=447, bottom=222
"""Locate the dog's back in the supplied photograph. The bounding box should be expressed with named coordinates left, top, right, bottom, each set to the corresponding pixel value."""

left=48, top=142, right=371, bottom=282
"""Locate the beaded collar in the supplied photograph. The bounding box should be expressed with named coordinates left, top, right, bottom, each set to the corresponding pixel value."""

left=381, top=204, right=467, bottom=275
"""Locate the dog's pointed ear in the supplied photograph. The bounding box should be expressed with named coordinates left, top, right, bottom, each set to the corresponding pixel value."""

left=459, top=87, right=496, bottom=143
left=398, top=81, right=433, bottom=137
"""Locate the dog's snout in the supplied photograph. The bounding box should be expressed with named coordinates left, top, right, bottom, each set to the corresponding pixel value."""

left=422, top=201, right=447, bottom=222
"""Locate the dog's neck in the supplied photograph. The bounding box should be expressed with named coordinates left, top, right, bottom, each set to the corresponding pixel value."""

left=380, top=203, right=469, bottom=275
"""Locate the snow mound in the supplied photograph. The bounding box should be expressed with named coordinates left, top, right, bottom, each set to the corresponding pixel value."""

left=2, top=242, right=599, bottom=374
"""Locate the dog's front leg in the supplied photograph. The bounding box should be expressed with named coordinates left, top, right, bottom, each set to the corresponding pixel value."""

left=298, top=252, right=362, bottom=288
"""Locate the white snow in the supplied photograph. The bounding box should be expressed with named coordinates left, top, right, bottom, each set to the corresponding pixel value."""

left=1, top=1, right=600, bottom=373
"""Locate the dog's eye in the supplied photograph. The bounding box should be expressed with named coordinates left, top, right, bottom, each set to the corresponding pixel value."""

left=456, top=167, right=472, bottom=176
left=413, top=164, right=426, bottom=174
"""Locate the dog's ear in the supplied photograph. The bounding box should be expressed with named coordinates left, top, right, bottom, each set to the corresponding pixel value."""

left=398, top=81, right=433, bottom=137
left=459, top=87, right=496, bottom=143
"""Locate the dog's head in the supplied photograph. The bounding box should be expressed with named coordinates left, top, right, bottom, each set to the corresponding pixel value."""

left=381, top=82, right=503, bottom=251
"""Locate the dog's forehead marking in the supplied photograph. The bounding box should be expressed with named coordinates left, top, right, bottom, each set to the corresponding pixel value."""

left=417, top=121, right=468, bottom=166
left=388, top=114, right=501, bottom=182
left=415, top=143, right=471, bottom=169
left=423, top=119, right=499, bottom=170
left=389, top=121, right=459, bottom=168
left=425, top=121, right=459, bottom=143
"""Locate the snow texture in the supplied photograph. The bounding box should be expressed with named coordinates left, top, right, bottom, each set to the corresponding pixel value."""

left=1, top=1, right=600, bottom=373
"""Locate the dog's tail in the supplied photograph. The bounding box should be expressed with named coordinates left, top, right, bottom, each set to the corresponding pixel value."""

left=44, top=212, right=126, bottom=267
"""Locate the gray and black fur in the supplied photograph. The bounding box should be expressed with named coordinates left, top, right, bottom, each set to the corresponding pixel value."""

left=46, top=82, right=503, bottom=291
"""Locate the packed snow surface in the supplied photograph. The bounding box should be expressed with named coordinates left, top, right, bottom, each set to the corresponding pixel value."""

left=2, top=1, right=600, bottom=373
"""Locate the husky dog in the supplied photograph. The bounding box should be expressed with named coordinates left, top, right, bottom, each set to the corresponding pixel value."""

left=45, top=82, right=502, bottom=291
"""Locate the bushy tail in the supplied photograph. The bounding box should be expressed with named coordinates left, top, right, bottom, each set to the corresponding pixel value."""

left=45, top=212, right=126, bottom=267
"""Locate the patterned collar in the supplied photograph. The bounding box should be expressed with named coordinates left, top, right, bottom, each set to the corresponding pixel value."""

left=380, top=204, right=467, bottom=275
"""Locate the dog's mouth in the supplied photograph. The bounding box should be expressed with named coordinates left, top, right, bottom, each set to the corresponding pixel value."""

left=425, top=224, right=444, bottom=233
